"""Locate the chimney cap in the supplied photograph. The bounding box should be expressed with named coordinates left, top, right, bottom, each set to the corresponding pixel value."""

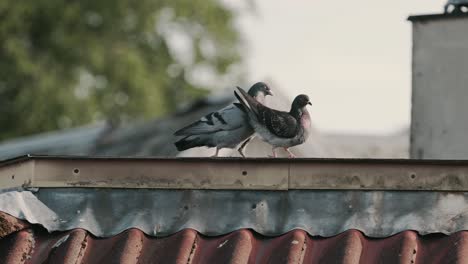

left=408, top=12, right=468, bottom=22
left=445, top=0, right=468, bottom=14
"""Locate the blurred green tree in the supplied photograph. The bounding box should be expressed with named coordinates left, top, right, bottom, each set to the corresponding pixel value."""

left=0, top=0, right=242, bottom=141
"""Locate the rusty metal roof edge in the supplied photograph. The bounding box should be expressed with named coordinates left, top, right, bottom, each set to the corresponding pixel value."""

left=3, top=155, right=468, bottom=191
left=0, top=154, right=34, bottom=167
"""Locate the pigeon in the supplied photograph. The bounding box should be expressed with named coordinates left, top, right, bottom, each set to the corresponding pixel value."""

left=174, top=82, right=273, bottom=157
left=234, top=87, right=312, bottom=158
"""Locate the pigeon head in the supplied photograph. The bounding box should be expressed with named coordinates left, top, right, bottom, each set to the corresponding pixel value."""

left=248, top=82, right=273, bottom=97
left=292, top=94, right=312, bottom=109
left=290, top=94, right=311, bottom=119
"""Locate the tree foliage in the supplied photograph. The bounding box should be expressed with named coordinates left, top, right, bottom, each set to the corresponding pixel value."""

left=0, top=0, right=242, bottom=141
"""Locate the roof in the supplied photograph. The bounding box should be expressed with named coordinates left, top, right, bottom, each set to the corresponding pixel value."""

left=0, top=214, right=467, bottom=264
left=408, top=12, right=468, bottom=22
left=1, top=156, right=468, bottom=238
left=2, top=156, right=468, bottom=262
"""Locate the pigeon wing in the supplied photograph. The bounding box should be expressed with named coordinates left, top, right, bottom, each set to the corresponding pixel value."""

left=233, top=103, right=247, bottom=113
left=257, top=106, right=299, bottom=138
left=174, top=105, right=245, bottom=136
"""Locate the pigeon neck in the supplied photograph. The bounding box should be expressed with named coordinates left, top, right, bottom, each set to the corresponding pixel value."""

left=253, top=92, right=266, bottom=104
left=289, top=106, right=303, bottom=120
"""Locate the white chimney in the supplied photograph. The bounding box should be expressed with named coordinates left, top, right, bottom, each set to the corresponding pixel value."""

left=409, top=12, right=468, bottom=159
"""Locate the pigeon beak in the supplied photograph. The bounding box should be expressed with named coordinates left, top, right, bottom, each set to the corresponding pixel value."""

left=307, top=102, right=312, bottom=106
left=266, top=90, right=273, bottom=96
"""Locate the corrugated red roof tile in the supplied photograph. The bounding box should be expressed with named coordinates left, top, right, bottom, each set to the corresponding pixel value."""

left=0, top=212, right=30, bottom=239
left=2, top=220, right=468, bottom=264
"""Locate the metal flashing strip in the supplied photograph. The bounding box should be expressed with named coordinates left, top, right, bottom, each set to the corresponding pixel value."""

left=2, top=188, right=468, bottom=237
left=1, top=155, right=468, bottom=190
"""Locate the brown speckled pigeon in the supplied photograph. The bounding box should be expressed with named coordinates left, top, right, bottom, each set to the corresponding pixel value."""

left=234, top=86, right=312, bottom=158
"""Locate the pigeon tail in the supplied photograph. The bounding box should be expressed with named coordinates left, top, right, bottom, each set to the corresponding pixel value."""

left=174, top=124, right=193, bottom=136
left=174, top=136, right=212, bottom=151
left=174, top=121, right=216, bottom=136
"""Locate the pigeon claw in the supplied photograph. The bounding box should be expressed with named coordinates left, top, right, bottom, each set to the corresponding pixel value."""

left=211, top=148, right=220, bottom=157
left=269, top=147, right=278, bottom=158
left=284, top=148, right=296, bottom=158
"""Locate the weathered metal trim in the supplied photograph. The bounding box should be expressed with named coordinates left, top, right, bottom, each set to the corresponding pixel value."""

left=32, top=158, right=289, bottom=190
left=289, top=162, right=468, bottom=191
left=2, top=156, right=468, bottom=190
left=6, top=155, right=468, bottom=165
left=0, top=159, right=34, bottom=189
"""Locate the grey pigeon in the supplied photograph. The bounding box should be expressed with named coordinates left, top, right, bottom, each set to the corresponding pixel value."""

left=174, top=82, right=273, bottom=157
left=234, top=87, right=312, bottom=158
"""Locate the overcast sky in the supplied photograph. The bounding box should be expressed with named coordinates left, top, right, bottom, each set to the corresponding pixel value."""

left=224, top=0, right=445, bottom=134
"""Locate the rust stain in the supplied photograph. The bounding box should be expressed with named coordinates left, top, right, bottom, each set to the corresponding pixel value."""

left=2, top=226, right=468, bottom=263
